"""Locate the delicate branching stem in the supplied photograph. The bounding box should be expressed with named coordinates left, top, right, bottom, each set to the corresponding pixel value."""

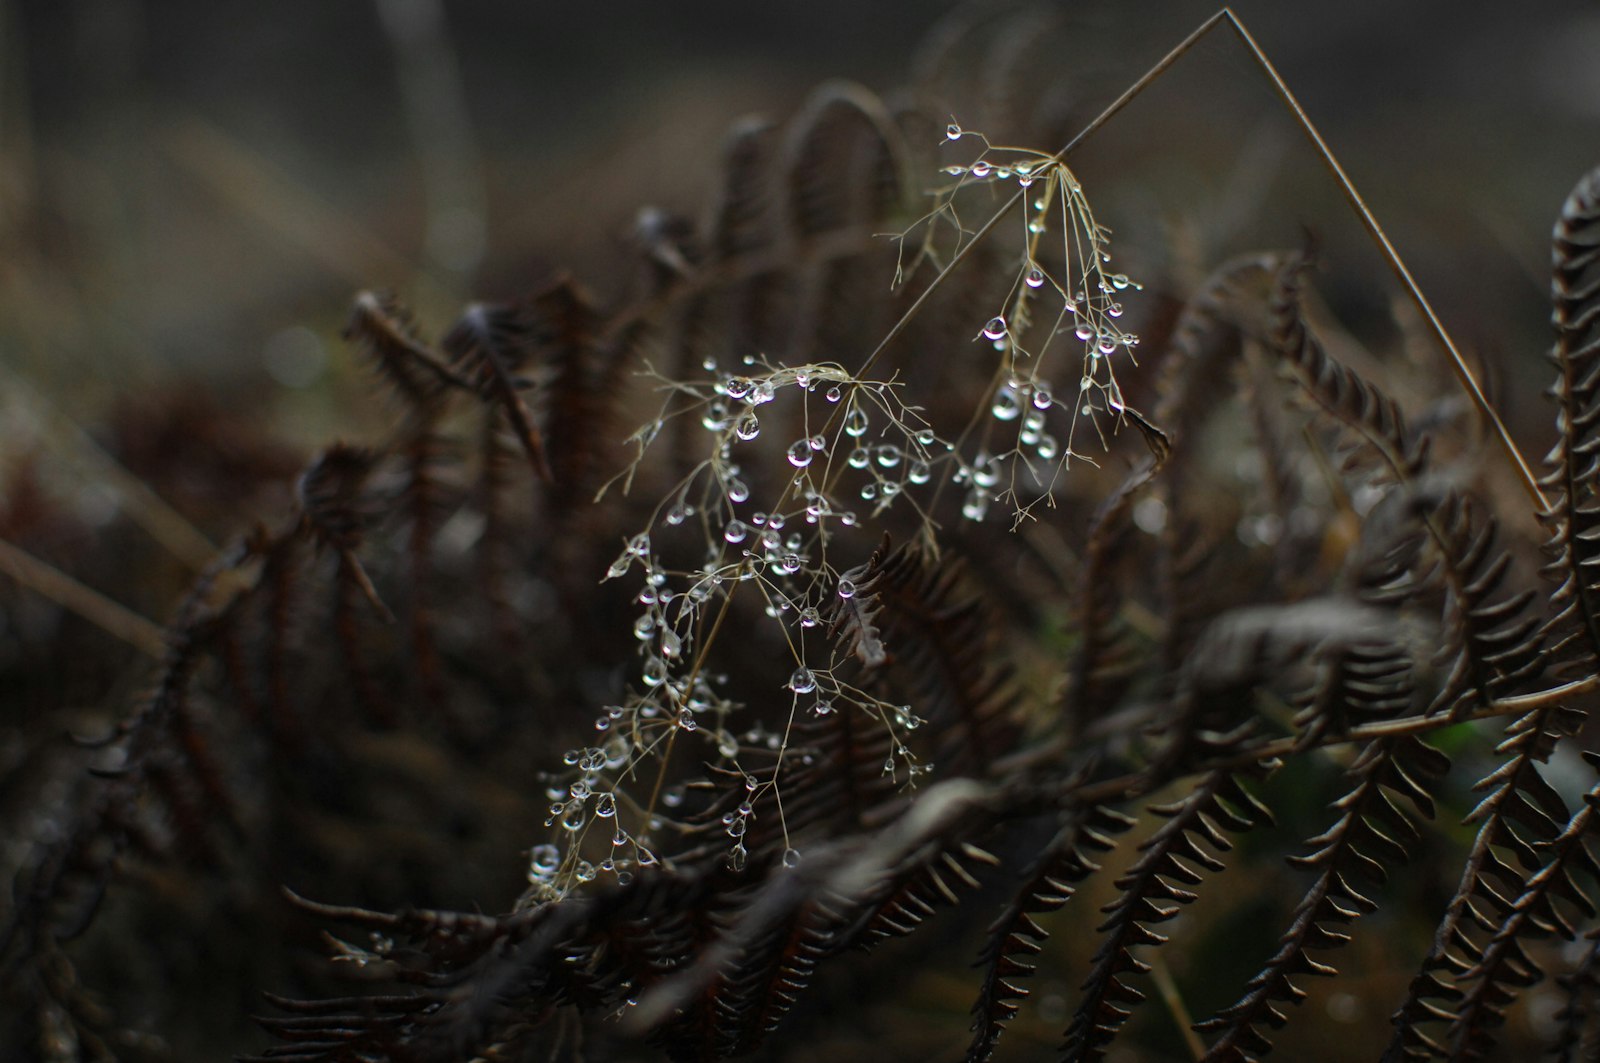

left=0, top=536, right=167, bottom=658
left=854, top=10, right=1229, bottom=385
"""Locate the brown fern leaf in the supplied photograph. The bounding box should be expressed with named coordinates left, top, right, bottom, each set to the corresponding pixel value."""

left=1261, top=263, right=1545, bottom=721
left=1418, top=491, right=1545, bottom=719
left=1062, top=462, right=1158, bottom=744
left=1446, top=769, right=1600, bottom=1060
left=1541, top=165, right=1600, bottom=664
left=1063, top=771, right=1272, bottom=1061
left=344, top=290, right=469, bottom=411
left=1262, top=254, right=1428, bottom=483
left=1196, top=736, right=1448, bottom=1060
left=1386, top=701, right=1585, bottom=1059
left=442, top=301, right=553, bottom=482
left=831, top=536, right=1023, bottom=778
left=966, top=804, right=1134, bottom=1063
left=530, top=279, right=626, bottom=518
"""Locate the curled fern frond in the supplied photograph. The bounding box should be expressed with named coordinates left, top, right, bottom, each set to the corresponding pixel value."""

left=442, top=301, right=553, bottom=482
left=1541, top=165, right=1600, bottom=663
left=344, top=290, right=469, bottom=410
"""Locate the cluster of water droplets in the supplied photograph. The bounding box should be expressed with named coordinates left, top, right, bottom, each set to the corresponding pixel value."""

left=936, top=120, right=1146, bottom=519
left=573, top=352, right=984, bottom=880
left=524, top=737, right=666, bottom=899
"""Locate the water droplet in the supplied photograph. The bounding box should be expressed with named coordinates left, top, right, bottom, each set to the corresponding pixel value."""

left=788, top=440, right=814, bottom=468
left=1074, top=323, right=1094, bottom=341
left=724, top=519, right=748, bottom=544
left=701, top=402, right=730, bottom=431
left=840, top=511, right=857, bottom=526
left=782, top=848, right=802, bottom=869
left=813, top=699, right=834, bottom=716
left=875, top=445, right=901, bottom=468
left=660, top=629, right=682, bottom=658
left=641, top=657, right=667, bottom=686
left=789, top=667, right=817, bottom=694
left=844, top=407, right=869, bottom=437
left=725, top=377, right=752, bottom=399
left=662, top=785, right=685, bottom=808
left=971, top=160, right=992, bottom=178
left=528, top=844, right=561, bottom=878
left=727, top=478, right=750, bottom=503
left=799, top=607, right=819, bottom=628
left=825, top=385, right=842, bottom=403
left=633, top=614, right=656, bottom=640
left=1025, top=267, right=1046, bottom=289
left=596, top=793, right=616, bottom=818
left=1098, top=336, right=1118, bottom=355
left=860, top=483, right=878, bottom=501
left=962, top=487, right=989, bottom=522
left=838, top=578, right=856, bottom=599
left=735, top=413, right=761, bottom=440
left=991, top=386, right=1021, bottom=422
left=946, top=122, right=962, bottom=141
left=781, top=553, right=803, bottom=574
left=1037, top=435, right=1059, bottom=460
left=561, top=804, right=587, bottom=832
left=1108, top=302, right=1124, bottom=318
left=1028, top=220, right=1045, bottom=234
left=942, top=164, right=967, bottom=176
left=908, top=460, right=931, bottom=485
left=914, top=428, right=936, bottom=447
left=848, top=447, right=870, bottom=469
left=982, top=315, right=1007, bottom=340
left=1032, top=382, right=1053, bottom=410
left=749, top=381, right=775, bottom=405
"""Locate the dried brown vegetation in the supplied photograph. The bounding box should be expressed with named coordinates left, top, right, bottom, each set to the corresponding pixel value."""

left=5, top=7, right=1600, bottom=1062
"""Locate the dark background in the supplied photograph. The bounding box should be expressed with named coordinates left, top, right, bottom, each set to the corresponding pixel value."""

left=4, top=0, right=1598, bottom=420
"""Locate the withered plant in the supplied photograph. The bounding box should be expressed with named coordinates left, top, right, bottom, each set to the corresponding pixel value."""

left=4, top=8, right=1600, bottom=1062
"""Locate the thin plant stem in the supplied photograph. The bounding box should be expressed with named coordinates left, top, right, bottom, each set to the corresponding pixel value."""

left=1218, top=9, right=1547, bottom=514
left=0, top=536, right=167, bottom=659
